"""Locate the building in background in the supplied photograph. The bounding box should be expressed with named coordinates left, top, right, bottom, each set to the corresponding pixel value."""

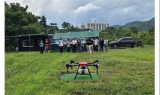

left=75, top=20, right=109, bottom=31
left=74, top=25, right=79, bottom=29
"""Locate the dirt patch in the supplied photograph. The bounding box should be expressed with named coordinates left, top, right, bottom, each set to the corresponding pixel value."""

left=50, top=73, right=54, bottom=77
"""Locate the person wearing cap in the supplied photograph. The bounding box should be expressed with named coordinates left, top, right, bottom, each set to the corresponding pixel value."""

left=86, top=37, right=91, bottom=54
left=72, top=37, right=77, bottom=53
left=59, top=37, right=64, bottom=53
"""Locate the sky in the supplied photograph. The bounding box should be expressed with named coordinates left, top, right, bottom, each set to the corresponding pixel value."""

left=5, top=0, right=155, bottom=29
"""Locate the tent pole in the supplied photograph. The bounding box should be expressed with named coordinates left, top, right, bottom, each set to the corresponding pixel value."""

left=29, top=35, right=31, bottom=51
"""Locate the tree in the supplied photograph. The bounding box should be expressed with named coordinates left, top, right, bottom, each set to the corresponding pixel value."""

left=129, top=26, right=139, bottom=34
left=48, top=26, right=59, bottom=34
left=5, top=2, right=42, bottom=51
left=68, top=25, right=74, bottom=31
left=112, top=33, right=116, bottom=41
left=62, top=22, right=71, bottom=29
left=5, top=2, right=41, bottom=36
left=5, top=1, right=9, bottom=6
left=40, top=15, right=47, bottom=28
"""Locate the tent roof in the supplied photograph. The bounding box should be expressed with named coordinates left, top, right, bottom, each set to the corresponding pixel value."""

left=53, top=31, right=99, bottom=39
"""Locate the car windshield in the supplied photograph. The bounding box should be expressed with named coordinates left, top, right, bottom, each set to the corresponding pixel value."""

left=118, top=38, right=123, bottom=41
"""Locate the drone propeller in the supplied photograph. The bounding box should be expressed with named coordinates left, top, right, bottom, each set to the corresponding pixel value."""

left=66, top=64, right=78, bottom=67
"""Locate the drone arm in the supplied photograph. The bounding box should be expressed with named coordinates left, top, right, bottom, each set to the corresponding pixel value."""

left=66, top=64, right=78, bottom=68
left=87, top=64, right=99, bottom=74
left=87, top=62, right=94, bottom=65
left=66, top=64, right=79, bottom=74
left=88, top=60, right=99, bottom=65
left=87, top=64, right=99, bottom=67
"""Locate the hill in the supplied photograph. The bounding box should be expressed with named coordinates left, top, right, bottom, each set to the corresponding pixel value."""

left=111, top=25, right=122, bottom=28
left=111, top=17, right=155, bottom=32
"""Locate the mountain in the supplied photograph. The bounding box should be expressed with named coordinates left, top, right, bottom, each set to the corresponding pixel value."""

left=111, top=25, right=122, bottom=28
left=111, top=17, right=155, bottom=32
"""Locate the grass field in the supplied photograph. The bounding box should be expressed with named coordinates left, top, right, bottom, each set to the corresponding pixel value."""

left=5, top=45, right=155, bottom=95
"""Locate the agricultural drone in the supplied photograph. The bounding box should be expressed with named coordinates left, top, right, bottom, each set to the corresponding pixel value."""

left=65, top=60, right=100, bottom=80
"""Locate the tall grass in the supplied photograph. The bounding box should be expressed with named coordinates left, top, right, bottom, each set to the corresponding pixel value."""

left=5, top=45, right=154, bottom=95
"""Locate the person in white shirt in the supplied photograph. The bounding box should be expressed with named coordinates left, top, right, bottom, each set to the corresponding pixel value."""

left=86, top=37, right=91, bottom=54
left=94, top=37, right=99, bottom=51
left=104, top=37, right=108, bottom=51
left=59, top=37, right=64, bottom=53
left=72, top=37, right=77, bottom=53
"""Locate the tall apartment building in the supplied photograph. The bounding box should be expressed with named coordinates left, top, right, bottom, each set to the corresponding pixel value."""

left=74, top=25, right=79, bottom=29
left=76, top=20, right=109, bottom=31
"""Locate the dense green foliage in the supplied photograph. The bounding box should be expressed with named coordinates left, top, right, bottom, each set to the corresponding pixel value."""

left=40, top=15, right=47, bottom=28
left=5, top=45, right=154, bottom=95
left=48, top=26, right=59, bottom=34
left=129, top=26, right=139, bottom=34
left=62, top=22, right=71, bottom=29
left=138, top=27, right=155, bottom=45
left=5, top=2, right=42, bottom=36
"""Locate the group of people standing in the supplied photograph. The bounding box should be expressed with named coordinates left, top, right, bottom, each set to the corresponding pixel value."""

left=39, top=39, right=55, bottom=54
left=39, top=37, right=108, bottom=54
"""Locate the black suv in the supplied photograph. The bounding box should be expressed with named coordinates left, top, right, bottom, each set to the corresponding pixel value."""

left=109, top=37, right=142, bottom=49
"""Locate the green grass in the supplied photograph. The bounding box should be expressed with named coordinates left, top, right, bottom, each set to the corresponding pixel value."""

left=5, top=45, right=155, bottom=95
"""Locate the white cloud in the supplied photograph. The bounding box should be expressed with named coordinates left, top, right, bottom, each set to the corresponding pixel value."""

left=122, top=7, right=132, bottom=13
left=75, top=3, right=101, bottom=13
left=5, top=0, right=154, bottom=28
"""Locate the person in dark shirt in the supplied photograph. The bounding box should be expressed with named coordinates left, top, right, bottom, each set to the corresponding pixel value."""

left=77, top=39, right=82, bottom=53
left=91, top=38, right=94, bottom=51
left=50, top=40, right=54, bottom=53
left=86, top=37, right=91, bottom=54
left=45, top=39, right=49, bottom=53
left=100, top=38, right=104, bottom=51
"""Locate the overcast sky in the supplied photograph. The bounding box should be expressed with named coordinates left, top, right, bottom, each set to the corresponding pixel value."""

left=5, top=0, right=155, bottom=29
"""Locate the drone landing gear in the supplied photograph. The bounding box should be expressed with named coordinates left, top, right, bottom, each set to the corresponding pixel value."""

left=74, top=65, right=92, bottom=80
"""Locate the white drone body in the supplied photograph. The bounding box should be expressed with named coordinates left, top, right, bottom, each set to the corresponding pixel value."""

left=78, top=67, right=88, bottom=74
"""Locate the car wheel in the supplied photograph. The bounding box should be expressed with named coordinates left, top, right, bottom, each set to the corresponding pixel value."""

left=113, top=44, right=118, bottom=49
left=132, top=44, right=137, bottom=48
